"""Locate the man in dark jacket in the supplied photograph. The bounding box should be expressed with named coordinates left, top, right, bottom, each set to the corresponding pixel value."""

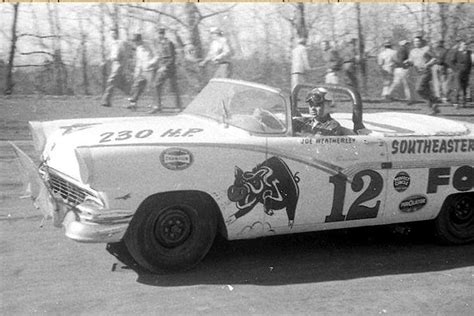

left=432, top=40, right=448, bottom=102
left=449, top=39, right=472, bottom=108
left=149, top=27, right=181, bottom=114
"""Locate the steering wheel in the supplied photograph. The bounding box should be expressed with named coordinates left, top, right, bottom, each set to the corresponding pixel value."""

left=254, top=108, right=285, bottom=132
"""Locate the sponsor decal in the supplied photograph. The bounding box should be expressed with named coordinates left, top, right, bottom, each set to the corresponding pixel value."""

left=160, top=148, right=193, bottom=170
left=300, top=137, right=356, bottom=145
left=391, top=139, right=474, bottom=155
left=399, top=195, right=428, bottom=213
left=393, top=171, right=410, bottom=192
left=226, top=156, right=300, bottom=229
left=427, top=165, right=473, bottom=193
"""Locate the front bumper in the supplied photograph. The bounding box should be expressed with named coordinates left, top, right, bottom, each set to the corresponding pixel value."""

left=54, top=193, right=134, bottom=243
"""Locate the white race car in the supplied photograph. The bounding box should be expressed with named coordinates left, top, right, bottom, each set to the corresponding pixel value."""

left=12, top=79, right=474, bottom=273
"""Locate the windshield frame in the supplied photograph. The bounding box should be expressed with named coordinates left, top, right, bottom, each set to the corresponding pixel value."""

left=184, top=79, right=290, bottom=136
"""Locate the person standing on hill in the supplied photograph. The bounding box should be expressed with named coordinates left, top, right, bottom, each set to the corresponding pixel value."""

left=449, top=39, right=472, bottom=108
left=148, top=27, right=181, bottom=114
left=340, top=38, right=359, bottom=91
left=127, top=34, right=155, bottom=111
left=431, top=40, right=449, bottom=103
left=386, top=40, right=414, bottom=104
left=100, top=28, right=130, bottom=107
left=321, top=40, right=342, bottom=85
left=377, top=40, right=397, bottom=100
left=199, top=27, right=233, bottom=78
left=406, top=35, right=439, bottom=115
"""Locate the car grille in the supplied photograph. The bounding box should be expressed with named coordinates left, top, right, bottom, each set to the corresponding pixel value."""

left=48, top=172, right=94, bottom=206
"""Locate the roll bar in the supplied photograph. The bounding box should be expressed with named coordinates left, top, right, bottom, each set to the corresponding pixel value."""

left=291, top=83, right=365, bottom=132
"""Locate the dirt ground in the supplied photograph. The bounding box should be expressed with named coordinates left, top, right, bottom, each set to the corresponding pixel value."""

left=1, top=94, right=473, bottom=314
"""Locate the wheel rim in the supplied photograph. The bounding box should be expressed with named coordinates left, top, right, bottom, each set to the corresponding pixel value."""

left=154, top=207, right=192, bottom=248
left=449, top=196, right=474, bottom=232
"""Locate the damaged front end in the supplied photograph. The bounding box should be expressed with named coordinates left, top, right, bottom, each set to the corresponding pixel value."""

left=10, top=142, right=133, bottom=243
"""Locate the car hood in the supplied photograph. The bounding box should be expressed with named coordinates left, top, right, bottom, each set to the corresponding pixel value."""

left=30, top=114, right=250, bottom=181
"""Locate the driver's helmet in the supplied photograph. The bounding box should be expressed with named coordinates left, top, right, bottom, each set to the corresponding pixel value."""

left=305, top=88, right=330, bottom=106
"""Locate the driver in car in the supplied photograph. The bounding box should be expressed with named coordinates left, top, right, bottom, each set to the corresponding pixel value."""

left=293, top=87, right=345, bottom=136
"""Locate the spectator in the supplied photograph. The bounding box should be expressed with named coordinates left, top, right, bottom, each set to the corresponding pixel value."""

left=321, top=40, right=342, bottom=84
left=377, top=40, right=397, bottom=100
left=291, top=37, right=311, bottom=91
left=128, top=34, right=155, bottom=110
left=340, top=38, right=359, bottom=91
left=432, top=40, right=449, bottom=103
left=149, top=27, right=181, bottom=114
left=387, top=40, right=414, bottom=104
left=448, top=39, right=472, bottom=108
left=100, top=28, right=130, bottom=107
left=406, top=35, right=439, bottom=115
left=199, top=27, right=233, bottom=78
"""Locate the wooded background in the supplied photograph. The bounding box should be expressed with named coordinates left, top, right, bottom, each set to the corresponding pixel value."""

left=1, top=2, right=473, bottom=97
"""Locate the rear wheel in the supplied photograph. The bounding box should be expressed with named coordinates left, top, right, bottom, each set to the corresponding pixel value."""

left=434, top=193, right=474, bottom=245
left=124, top=192, right=217, bottom=273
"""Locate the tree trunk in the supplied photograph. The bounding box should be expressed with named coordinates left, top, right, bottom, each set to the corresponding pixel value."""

left=78, top=14, right=90, bottom=95
left=355, top=3, right=367, bottom=94
left=294, top=3, right=307, bottom=40
left=438, top=3, right=448, bottom=43
left=4, top=3, right=19, bottom=95
left=99, top=4, right=107, bottom=92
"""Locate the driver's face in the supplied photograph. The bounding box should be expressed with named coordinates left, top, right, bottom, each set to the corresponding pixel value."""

left=308, top=101, right=327, bottom=119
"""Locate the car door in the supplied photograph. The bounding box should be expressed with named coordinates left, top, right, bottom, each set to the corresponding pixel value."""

left=264, top=134, right=389, bottom=235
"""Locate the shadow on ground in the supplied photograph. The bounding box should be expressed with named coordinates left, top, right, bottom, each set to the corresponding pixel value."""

left=106, top=224, right=474, bottom=287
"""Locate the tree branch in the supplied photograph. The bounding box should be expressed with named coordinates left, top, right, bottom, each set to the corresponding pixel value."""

left=200, top=4, right=238, bottom=20
left=18, top=33, right=59, bottom=39
left=20, top=51, right=55, bottom=57
left=122, top=4, right=186, bottom=26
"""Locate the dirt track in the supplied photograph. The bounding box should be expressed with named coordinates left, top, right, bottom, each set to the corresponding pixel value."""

left=1, top=95, right=473, bottom=314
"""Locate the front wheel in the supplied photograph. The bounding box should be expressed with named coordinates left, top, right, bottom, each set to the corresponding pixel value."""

left=434, top=193, right=474, bottom=245
left=124, top=192, right=217, bottom=273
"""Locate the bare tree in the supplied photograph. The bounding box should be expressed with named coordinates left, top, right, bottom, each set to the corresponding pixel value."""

left=4, top=3, right=19, bottom=95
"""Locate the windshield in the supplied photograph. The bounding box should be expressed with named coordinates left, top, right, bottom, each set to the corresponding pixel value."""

left=184, top=80, right=288, bottom=134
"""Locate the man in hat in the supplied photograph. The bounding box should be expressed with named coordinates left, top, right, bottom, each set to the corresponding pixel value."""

left=100, top=28, right=131, bottom=107
left=127, top=33, right=155, bottom=110
left=291, top=37, right=312, bottom=91
left=448, top=39, right=472, bottom=108
left=406, top=35, right=439, bottom=115
left=293, top=88, right=344, bottom=136
left=387, top=40, right=414, bottom=104
left=199, top=26, right=233, bottom=78
left=377, top=40, right=397, bottom=99
left=432, top=39, right=449, bottom=103
left=148, top=26, right=181, bottom=114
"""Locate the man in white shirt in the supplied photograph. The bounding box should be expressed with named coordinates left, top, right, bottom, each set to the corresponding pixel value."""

left=291, top=37, right=311, bottom=91
left=377, top=40, right=397, bottom=99
left=199, top=27, right=233, bottom=78
left=100, top=28, right=130, bottom=107
left=407, top=35, right=439, bottom=115
left=128, top=33, right=155, bottom=110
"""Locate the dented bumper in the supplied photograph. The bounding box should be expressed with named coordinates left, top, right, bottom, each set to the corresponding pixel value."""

left=63, top=200, right=133, bottom=243
left=10, top=141, right=133, bottom=243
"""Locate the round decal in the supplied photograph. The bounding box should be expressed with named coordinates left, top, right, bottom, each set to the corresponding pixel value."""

left=160, top=148, right=193, bottom=171
left=399, top=195, right=427, bottom=213
left=394, top=171, right=410, bottom=192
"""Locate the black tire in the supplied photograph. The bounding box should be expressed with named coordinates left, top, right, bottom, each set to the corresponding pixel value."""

left=124, top=191, right=217, bottom=273
left=434, top=193, right=474, bottom=245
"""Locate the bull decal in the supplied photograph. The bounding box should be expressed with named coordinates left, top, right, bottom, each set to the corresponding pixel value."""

left=226, top=156, right=300, bottom=228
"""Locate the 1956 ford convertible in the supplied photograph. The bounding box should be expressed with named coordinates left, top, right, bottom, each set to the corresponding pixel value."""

left=12, top=78, right=474, bottom=273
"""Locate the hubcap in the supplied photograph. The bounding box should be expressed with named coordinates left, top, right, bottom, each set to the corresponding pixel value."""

left=154, top=208, right=192, bottom=248
left=450, top=196, right=474, bottom=227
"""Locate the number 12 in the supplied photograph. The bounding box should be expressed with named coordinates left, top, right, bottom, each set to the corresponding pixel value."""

left=325, top=170, right=383, bottom=222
